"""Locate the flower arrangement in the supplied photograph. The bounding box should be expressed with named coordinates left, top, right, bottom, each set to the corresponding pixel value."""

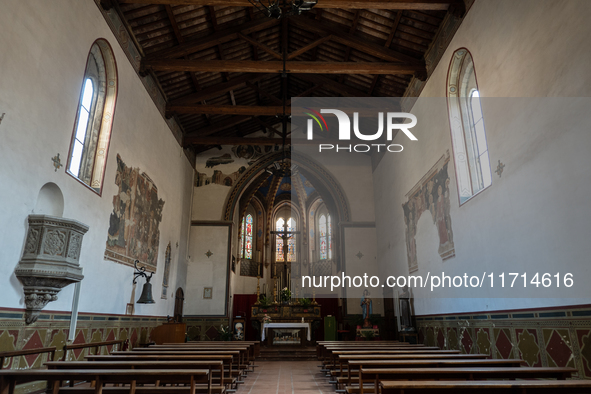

left=262, top=314, right=272, bottom=324
left=218, top=325, right=233, bottom=341
left=280, top=287, right=291, bottom=303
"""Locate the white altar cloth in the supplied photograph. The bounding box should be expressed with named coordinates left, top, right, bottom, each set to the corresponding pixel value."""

left=262, top=322, right=311, bottom=341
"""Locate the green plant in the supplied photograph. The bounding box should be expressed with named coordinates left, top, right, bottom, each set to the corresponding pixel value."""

left=280, top=287, right=291, bottom=303
left=259, top=295, right=272, bottom=307
left=218, top=325, right=233, bottom=341
left=299, top=298, right=312, bottom=308
left=361, top=330, right=375, bottom=340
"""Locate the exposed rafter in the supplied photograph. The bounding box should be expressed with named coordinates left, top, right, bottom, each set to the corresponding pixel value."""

left=118, top=0, right=460, bottom=10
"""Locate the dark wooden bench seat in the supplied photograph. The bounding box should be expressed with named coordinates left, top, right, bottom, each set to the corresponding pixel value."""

left=379, top=380, right=591, bottom=394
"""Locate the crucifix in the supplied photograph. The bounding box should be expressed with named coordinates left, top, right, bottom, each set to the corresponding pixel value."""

left=270, top=219, right=300, bottom=295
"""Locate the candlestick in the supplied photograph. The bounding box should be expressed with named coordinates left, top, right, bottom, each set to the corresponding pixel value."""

left=255, top=276, right=261, bottom=304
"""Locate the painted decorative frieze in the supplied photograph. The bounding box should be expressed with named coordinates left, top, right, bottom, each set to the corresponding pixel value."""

left=105, top=154, right=165, bottom=271
left=403, top=151, right=455, bottom=273
left=15, top=215, right=89, bottom=324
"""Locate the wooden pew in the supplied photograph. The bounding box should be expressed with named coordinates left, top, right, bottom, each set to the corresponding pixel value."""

left=334, top=353, right=484, bottom=378
left=133, top=347, right=251, bottom=370
left=318, top=343, right=416, bottom=361
left=45, top=361, right=227, bottom=393
left=322, top=348, right=445, bottom=370
left=0, top=347, right=56, bottom=369
left=121, top=350, right=248, bottom=378
left=0, top=368, right=209, bottom=394
left=379, top=380, right=591, bottom=394
left=158, top=343, right=259, bottom=368
left=357, top=367, right=578, bottom=394
left=349, top=359, right=524, bottom=393
left=62, top=341, right=124, bottom=361
left=92, top=353, right=242, bottom=384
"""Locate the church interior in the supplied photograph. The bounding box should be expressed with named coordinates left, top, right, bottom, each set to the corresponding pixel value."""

left=1, top=0, right=591, bottom=391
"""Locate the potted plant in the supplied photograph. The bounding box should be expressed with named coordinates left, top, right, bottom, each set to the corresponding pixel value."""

left=218, top=325, right=233, bottom=341
left=361, top=330, right=375, bottom=341
left=280, top=287, right=291, bottom=304
left=300, top=298, right=312, bottom=310
left=259, top=295, right=272, bottom=309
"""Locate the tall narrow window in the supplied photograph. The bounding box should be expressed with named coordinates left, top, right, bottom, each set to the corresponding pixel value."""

left=447, top=49, right=492, bottom=204
left=67, top=39, right=117, bottom=195
left=276, top=217, right=296, bottom=262
left=315, top=204, right=333, bottom=261
left=69, top=79, right=94, bottom=177
left=245, top=214, right=253, bottom=259
left=239, top=213, right=254, bottom=259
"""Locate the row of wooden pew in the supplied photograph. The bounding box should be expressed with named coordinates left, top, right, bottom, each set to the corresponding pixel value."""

left=316, top=340, right=590, bottom=393
left=0, top=341, right=260, bottom=394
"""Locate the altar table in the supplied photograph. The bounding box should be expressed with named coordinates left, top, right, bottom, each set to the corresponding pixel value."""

left=262, top=322, right=311, bottom=341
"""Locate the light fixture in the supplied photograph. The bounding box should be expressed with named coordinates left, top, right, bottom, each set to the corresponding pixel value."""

left=248, top=0, right=318, bottom=19
left=133, top=260, right=155, bottom=304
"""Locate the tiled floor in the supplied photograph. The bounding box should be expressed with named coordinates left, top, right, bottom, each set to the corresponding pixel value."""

left=238, top=361, right=333, bottom=394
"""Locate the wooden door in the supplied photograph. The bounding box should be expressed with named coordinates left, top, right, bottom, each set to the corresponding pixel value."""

left=174, top=287, right=184, bottom=322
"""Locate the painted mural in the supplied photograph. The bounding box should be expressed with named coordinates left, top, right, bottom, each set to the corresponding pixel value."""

left=205, top=153, right=234, bottom=168
left=105, top=154, right=165, bottom=271
left=161, top=243, right=172, bottom=299
left=403, top=152, right=454, bottom=273
left=194, top=167, right=246, bottom=187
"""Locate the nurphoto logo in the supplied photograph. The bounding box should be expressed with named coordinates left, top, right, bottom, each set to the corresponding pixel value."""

left=304, top=108, right=418, bottom=153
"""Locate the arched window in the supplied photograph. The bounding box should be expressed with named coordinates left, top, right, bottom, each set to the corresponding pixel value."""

left=447, top=48, right=491, bottom=204
left=239, top=213, right=254, bottom=260
left=319, top=213, right=332, bottom=260
left=276, top=217, right=296, bottom=262
left=67, top=39, right=117, bottom=195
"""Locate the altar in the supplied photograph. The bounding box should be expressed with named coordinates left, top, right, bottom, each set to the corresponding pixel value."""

left=262, top=322, right=311, bottom=346
left=251, top=304, right=321, bottom=345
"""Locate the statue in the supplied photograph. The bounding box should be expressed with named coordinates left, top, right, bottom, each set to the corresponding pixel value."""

left=399, top=286, right=414, bottom=331
left=360, top=289, right=373, bottom=328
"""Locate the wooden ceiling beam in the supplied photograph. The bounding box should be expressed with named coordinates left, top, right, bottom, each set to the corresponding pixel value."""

left=143, top=59, right=424, bottom=74
left=142, top=17, right=280, bottom=61
left=287, top=35, right=332, bottom=60
left=119, top=0, right=457, bottom=11
left=168, top=73, right=266, bottom=106
left=293, top=74, right=372, bottom=97
left=183, top=115, right=253, bottom=139
left=169, top=105, right=287, bottom=116
left=290, top=16, right=424, bottom=68
left=238, top=33, right=283, bottom=60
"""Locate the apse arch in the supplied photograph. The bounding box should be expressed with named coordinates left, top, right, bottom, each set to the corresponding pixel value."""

left=222, top=150, right=350, bottom=225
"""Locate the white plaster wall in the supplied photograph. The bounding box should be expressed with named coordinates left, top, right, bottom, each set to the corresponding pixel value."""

left=373, top=0, right=591, bottom=315
left=0, top=0, right=194, bottom=317
left=185, top=226, right=230, bottom=316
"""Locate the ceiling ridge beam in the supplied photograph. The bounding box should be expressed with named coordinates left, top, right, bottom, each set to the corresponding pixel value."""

left=118, top=0, right=456, bottom=11
left=143, top=59, right=425, bottom=74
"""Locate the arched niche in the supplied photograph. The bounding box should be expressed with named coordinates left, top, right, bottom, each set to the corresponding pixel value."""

left=34, top=182, right=64, bottom=217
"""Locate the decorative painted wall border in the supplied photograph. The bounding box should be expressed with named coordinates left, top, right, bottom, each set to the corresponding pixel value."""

left=416, top=304, right=591, bottom=379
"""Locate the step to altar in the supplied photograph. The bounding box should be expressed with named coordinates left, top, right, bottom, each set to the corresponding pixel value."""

left=258, top=346, right=317, bottom=361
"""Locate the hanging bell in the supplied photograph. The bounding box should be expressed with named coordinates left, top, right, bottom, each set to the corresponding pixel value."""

left=137, top=281, right=155, bottom=304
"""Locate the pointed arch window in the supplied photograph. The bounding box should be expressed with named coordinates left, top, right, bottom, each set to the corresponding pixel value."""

left=276, top=217, right=296, bottom=262
left=447, top=48, right=491, bottom=204
left=67, top=39, right=117, bottom=195
left=319, top=214, right=333, bottom=260
left=240, top=213, right=254, bottom=259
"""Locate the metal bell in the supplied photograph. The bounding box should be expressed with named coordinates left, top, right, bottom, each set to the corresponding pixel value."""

left=137, top=282, right=155, bottom=304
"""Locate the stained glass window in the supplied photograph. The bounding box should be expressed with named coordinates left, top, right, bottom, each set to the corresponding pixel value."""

left=319, top=215, right=327, bottom=260
left=245, top=214, right=253, bottom=259
left=328, top=215, right=332, bottom=259
left=240, top=217, right=245, bottom=258
left=276, top=217, right=296, bottom=262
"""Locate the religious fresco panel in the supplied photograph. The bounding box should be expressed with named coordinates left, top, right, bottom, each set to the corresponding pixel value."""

left=402, top=152, right=455, bottom=273
left=105, top=154, right=165, bottom=271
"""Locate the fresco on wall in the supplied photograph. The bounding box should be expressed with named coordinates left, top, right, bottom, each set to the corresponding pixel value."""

left=195, top=167, right=246, bottom=187
left=105, top=154, right=165, bottom=271
left=205, top=153, right=234, bottom=168
left=232, top=145, right=271, bottom=164
left=161, top=243, right=172, bottom=299
left=402, top=152, right=454, bottom=273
